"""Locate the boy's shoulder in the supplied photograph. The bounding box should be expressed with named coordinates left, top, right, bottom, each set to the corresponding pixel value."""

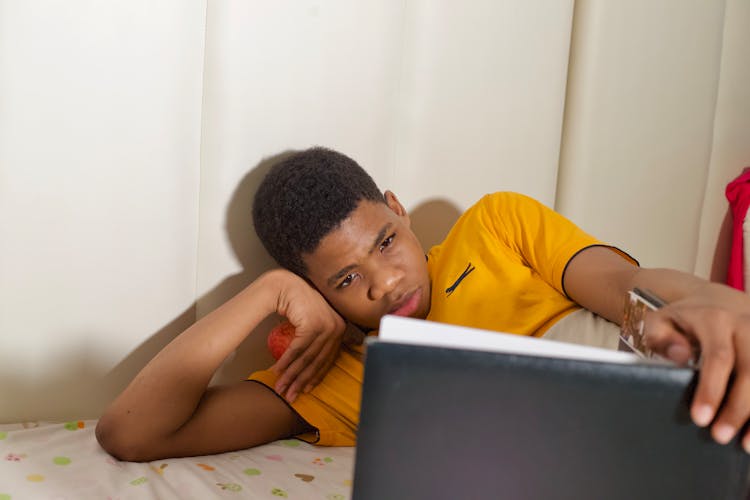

left=431, top=191, right=533, bottom=248
left=476, top=191, right=544, bottom=206
left=462, top=191, right=546, bottom=220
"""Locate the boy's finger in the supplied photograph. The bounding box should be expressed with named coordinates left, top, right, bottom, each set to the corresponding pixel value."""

left=280, top=354, right=317, bottom=401
left=272, top=325, right=324, bottom=372
left=271, top=346, right=300, bottom=375
left=274, top=335, right=326, bottom=392
left=286, top=352, right=336, bottom=403
left=711, top=331, right=750, bottom=446
left=645, top=308, right=738, bottom=430
left=643, top=311, right=694, bottom=363
left=690, top=330, right=735, bottom=428
left=286, top=344, right=335, bottom=402
left=307, top=345, right=340, bottom=391
left=711, top=368, right=750, bottom=445
left=271, top=346, right=302, bottom=379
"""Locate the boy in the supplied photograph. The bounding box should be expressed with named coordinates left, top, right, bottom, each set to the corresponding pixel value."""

left=97, top=147, right=750, bottom=461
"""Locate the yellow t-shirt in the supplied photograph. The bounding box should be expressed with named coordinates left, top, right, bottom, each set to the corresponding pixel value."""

left=248, top=192, right=635, bottom=446
left=249, top=343, right=364, bottom=446
left=426, top=191, right=624, bottom=336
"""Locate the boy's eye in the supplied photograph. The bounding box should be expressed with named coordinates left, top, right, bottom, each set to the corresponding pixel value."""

left=338, top=273, right=357, bottom=289
left=379, top=233, right=395, bottom=252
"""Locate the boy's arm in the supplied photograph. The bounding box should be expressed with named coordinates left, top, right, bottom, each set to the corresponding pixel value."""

left=96, top=269, right=344, bottom=461
left=563, top=246, right=750, bottom=451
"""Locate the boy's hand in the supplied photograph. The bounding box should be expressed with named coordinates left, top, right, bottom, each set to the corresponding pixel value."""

left=266, top=270, right=346, bottom=402
left=643, top=282, right=750, bottom=451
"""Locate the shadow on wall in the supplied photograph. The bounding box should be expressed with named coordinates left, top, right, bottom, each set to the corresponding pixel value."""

left=101, top=153, right=291, bottom=402
left=3, top=153, right=462, bottom=422
left=409, top=198, right=462, bottom=252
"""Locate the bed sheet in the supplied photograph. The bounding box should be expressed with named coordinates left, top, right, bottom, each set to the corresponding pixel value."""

left=0, top=421, right=354, bottom=499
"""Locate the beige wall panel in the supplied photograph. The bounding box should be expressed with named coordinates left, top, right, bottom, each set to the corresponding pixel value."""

left=557, top=1, right=725, bottom=271
left=391, top=0, right=574, bottom=212
left=694, top=0, right=750, bottom=280
left=0, top=1, right=206, bottom=421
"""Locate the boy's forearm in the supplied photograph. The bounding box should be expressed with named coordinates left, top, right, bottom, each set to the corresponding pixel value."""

left=100, top=271, right=282, bottom=436
left=563, top=247, right=704, bottom=325
left=601, top=266, right=706, bottom=323
left=626, top=268, right=704, bottom=305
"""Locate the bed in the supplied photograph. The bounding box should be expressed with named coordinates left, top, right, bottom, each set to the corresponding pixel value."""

left=0, top=421, right=354, bottom=499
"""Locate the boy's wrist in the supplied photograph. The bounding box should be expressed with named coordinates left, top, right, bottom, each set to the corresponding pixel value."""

left=252, top=268, right=296, bottom=313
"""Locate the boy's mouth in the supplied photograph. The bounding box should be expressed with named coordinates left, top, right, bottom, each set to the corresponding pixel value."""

left=389, top=289, right=421, bottom=317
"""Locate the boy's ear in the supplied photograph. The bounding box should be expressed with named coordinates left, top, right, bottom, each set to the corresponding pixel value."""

left=384, top=190, right=410, bottom=225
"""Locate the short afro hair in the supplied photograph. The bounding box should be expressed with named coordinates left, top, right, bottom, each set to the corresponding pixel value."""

left=252, top=147, right=385, bottom=277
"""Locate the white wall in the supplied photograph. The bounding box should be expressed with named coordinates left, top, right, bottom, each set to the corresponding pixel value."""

left=0, top=0, right=747, bottom=421
left=556, top=0, right=726, bottom=272
left=694, top=0, right=750, bottom=279
left=386, top=0, right=573, bottom=210
left=0, top=0, right=206, bottom=421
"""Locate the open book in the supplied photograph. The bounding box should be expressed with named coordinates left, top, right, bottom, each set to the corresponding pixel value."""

left=376, top=314, right=648, bottom=364
left=354, top=315, right=749, bottom=500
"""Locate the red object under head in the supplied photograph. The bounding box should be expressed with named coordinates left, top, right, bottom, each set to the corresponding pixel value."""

left=267, top=321, right=295, bottom=360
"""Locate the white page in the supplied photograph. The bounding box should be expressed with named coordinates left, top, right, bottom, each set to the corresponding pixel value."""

left=376, top=315, right=644, bottom=365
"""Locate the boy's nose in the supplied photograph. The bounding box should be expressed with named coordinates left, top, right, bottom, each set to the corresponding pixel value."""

left=368, top=266, right=403, bottom=302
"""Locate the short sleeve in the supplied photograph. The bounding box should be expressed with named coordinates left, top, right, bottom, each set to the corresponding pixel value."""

left=482, top=192, right=634, bottom=294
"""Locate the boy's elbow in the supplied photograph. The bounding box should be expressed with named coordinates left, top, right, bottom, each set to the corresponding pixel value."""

left=95, top=414, right=154, bottom=462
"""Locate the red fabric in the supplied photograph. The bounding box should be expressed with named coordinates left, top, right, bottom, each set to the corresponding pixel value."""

left=725, top=168, right=750, bottom=290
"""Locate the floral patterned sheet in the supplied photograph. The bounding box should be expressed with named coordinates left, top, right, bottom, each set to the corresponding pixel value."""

left=0, top=421, right=354, bottom=500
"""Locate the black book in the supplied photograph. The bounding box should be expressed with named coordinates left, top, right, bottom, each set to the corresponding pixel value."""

left=353, top=316, right=750, bottom=500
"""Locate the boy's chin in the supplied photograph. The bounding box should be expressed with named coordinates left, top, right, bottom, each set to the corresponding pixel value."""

left=352, top=321, right=378, bottom=333
left=353, top=311, right=426, bottom=333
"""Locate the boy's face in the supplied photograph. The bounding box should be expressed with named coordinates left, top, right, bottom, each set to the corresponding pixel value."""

left=302, top=191, right=431, bottom=330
